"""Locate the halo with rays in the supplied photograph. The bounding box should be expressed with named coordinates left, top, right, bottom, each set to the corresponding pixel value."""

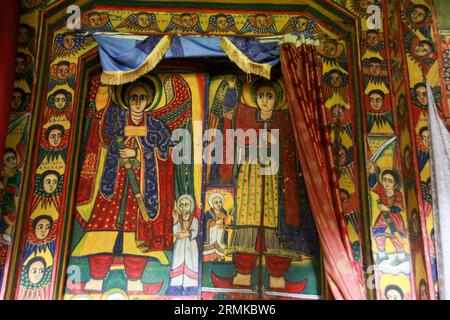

left=241, top=78, right=287, bottom=110
left=112, top=74, right=163, bottom=112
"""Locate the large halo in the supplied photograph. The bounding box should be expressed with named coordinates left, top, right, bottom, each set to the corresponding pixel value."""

left=113, top=74, right=162, bottom=112
left=241, top=77, right=288, bottom=110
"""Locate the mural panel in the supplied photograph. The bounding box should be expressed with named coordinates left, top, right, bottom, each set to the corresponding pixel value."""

left=0, top=115, right=30, bottom=294
left=201, top=75, right=321, bottom=300
left=63, top=73, right=204, bottom=300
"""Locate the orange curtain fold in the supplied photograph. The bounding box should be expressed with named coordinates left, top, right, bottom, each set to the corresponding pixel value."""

left=280, top=43, right=366, bottom=300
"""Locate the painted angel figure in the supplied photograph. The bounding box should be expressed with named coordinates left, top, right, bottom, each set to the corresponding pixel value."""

left=17, top=24, right=35, bottom=53
left=322, top=68, right=349, bottom=103
left=362, top=57, right=389, bottom=89
left=164, top=13, right=203, bottom=34
left=52, top=32, right=94, bottom=59
left=69, top=75, right=193, bottom=295
left=117, top=12, right=161, bottom=33
left=15, top=52, right=33, bottom=85
left=402, top=1, right=433, bottom=40
left=48, top=61, right=76, bottom=91
left=81, top=11, right=115, bottom=33
left=405, top=32, right=437, bottom=75
left=239, top=13, right=277, bottom=35
left=361, top=29, right=386, bottom=55
left=279, top=15, right=321, bottom=37
left=203, top=192, right=233, bottom=262
left=317, top=40, right=348, bottom=69
left=11, top=88, right=30, bottom=112
left=205, top=14, right=239, bottom=34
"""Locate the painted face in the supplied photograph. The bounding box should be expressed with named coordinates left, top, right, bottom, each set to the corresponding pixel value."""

left=421, top=129, right=430, bottom=149
left=137, top=14, right=149, bottom=27
left=296, top=17, right=309, bottom=32
left=382, top=173, right=396, bottom=191
left=339, top=191, right=350, bottom=207
left=255, top=15, right=268, bottom=29
left=28, top=260, right=45, bottom=284
left=415, top=86, right=428, bottom=106
left=256, top=86, right=276, bottom=113
left=181, top=15, right=194, bottom=28
left=15, top=57, right=26, bottom=73
left=216, top=16, right=228, bottom=30
left=404, top=148, right=411, bottom=170
left=35, top=219, right=51, bottom=240
left=369, top=93, right=384, bottom=110
left=337, top=147, right=347, bottom=166
left=18, top=27, right=29, bottom=43
left=419, top=283, right=429, bottom=300
left=48, top=129, right=63, bottom=147
left=367, top=32, right=379, bottom=48
left=89, top=14, right=103, bottom=28
left=62, top=35, right=75, bottom=50
left=414, top=42, right=432, bottom=57
left=385, top=288, right=403, bottom=300
left=54, top=93, right=67, bottom=109
left=178, top=198, right=192, bottom=221
left=128, top=86, right=149, bottom=113
left=324, top=42, right=338, bottom=58
left=3, top=152, right=17, bottom=170
left=43, top=174, right=58, bottom=194
left=368, top=62, right=382, bottom=76
left=56, top=64, right=70, bottom=81
left=411, top=7, right=427, bottom=24
left=212, top=196, right=223, bottom=211
left=411, top=211, right=421, bottom=235
left=330, top=72, right=342, bottom=87
left=332, top=106, right=345, bottom=122
left=11, top=91, right=23, bottom=109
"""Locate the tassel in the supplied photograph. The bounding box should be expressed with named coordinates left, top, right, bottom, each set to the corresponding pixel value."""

left=100, top=35, right=173, bottom=86
left=221, top=37, right=271, bottom=80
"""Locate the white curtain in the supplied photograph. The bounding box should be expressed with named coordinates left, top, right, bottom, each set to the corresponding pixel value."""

left=428, top=83, right=450, bottom=299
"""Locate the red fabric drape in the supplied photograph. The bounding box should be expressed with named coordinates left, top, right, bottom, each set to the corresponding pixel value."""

left=280, top=43, right=366, bottom=300
left=0, top=0, right=21, bottom=160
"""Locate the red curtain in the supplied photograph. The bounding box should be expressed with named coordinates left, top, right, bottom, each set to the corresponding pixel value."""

left=280, top=43, right=366, bottom=300
left=0, top=0, right=21, bottom=160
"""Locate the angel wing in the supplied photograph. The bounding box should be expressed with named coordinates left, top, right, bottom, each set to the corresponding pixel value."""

left=150, top=75, right=192, bottom=130
left=116, top=12, right=162, bottom=33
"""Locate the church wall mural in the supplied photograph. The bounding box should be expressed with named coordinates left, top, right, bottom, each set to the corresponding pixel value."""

left=0, top=0, right=444, bottom=300
left=395, top=0, right=447, bottom=299
left=0, top=0, right=53, bottom=297
left=343, top=0, right=416, bottom=300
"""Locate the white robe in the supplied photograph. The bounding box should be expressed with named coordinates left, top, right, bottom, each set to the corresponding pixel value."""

left=170, top=217, right=199, bottom=288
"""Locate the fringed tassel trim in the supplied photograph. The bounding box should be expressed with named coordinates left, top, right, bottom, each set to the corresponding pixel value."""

left=221, top=37, right=272, bottom=80
left=100, top=35, right=172, bottom=85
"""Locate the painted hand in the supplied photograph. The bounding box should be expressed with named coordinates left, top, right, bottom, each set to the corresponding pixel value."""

left=119, top=148, right=136, bottom=159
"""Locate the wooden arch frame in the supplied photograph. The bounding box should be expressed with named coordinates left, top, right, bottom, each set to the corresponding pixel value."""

left=2, top=0, right=369, bottom=300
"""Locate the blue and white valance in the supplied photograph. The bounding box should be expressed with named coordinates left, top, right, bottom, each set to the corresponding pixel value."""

left=94, top=33, right=280, bottom=85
